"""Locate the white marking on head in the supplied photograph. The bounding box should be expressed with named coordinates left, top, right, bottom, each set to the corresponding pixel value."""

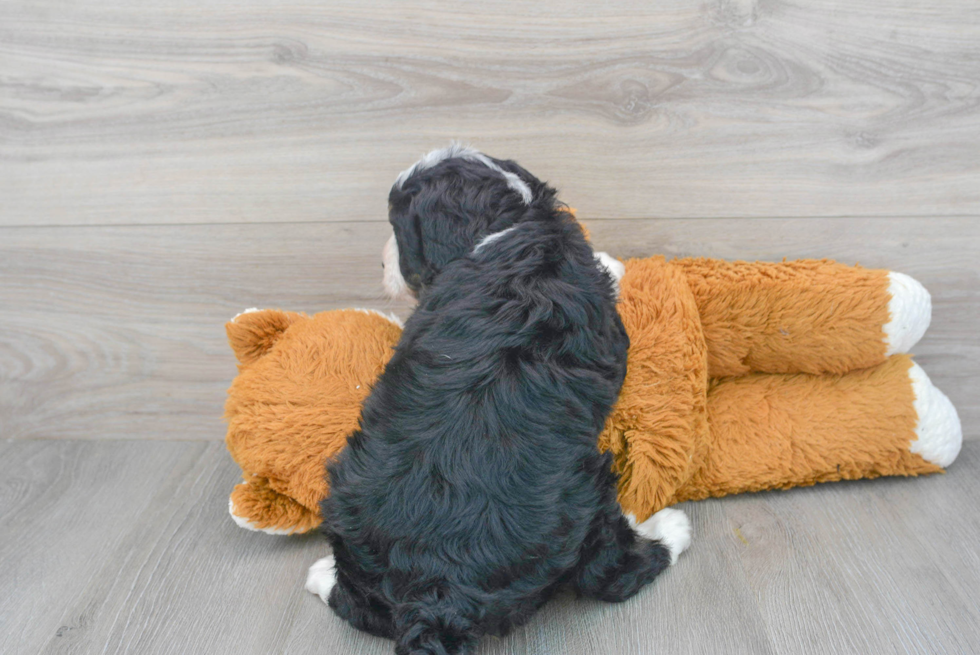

left=473, top=226, right=517, bottom=254
left=382, top=233, right=412, bottom=300
left=394, top=142, right=533, bottom=205
left=907, top=362, right=962, bottom=467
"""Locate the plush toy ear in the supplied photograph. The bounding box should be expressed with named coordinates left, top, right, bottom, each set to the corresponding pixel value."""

left=226, top=308, right=304, bottom=365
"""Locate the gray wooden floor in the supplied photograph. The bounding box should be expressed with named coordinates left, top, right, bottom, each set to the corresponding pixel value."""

left=1, top=439, right=978, bottom=654
left=2, top=0, right=979, bottom=653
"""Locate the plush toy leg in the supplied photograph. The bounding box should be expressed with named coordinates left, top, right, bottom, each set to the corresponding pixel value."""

left=671, top=258, right=931, bottom=377
left=671, top=355, right=961, bottom=504
left=229, top=477, right=322, bottom=535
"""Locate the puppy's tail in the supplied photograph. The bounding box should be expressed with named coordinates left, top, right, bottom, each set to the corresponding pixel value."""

left=394, top=598, right=477, bottom=655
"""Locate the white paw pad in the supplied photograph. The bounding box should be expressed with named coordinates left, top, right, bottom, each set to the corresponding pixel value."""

left=908, top=362, right=962, bottom=468
left=305, top=555, right=336, bottom=604
left=884, top=272, right=931, bottom=355
left=635, top=508, right=692, bottom=565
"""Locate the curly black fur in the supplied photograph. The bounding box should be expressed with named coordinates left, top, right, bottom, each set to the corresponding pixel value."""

left=321, top=152, right=673, bottom=655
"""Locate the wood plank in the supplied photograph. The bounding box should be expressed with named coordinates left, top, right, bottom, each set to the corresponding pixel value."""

left=0, top=439, right=325, bottom=655
left=0, top=440, right=209, bottom=652
left=279, top=499, right=778, bottom=655
left=723, top=443, right=980, bottom=653
left=35, top=442, right=318, bottom=655
left=2, top=0, right=979, bottom=225
left=1, top=217, right=975, bottom=442
left=2, top=439, right=977, bottom=654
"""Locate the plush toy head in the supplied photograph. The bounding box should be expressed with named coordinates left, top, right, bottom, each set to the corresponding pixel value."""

left=225, top=308, right=402, bottom=534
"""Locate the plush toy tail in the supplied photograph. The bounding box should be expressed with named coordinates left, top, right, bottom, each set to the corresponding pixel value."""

left=672, top=355, right=962, bottom=504
left=671, top=258, right=931, bottom=377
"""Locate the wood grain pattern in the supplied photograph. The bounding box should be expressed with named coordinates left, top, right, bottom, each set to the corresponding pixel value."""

left=1, top=439, right=977, bottom=654
left=2, top=217, right=976, bottom=442
left=2, top=0, right=979, bottom=225
left=724, top=475, right=980, bottom=653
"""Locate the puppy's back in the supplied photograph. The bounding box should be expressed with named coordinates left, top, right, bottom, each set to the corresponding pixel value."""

left=324, top=215, right=629, bottom=650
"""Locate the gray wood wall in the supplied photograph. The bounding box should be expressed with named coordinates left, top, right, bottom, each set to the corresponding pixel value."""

left=2, top=0, right=978, bottom=441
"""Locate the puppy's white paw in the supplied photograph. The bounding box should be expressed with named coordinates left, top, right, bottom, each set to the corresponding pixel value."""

left=635, top=508, right=692, bottom=565
left=305, top=555, right=336, bottom=604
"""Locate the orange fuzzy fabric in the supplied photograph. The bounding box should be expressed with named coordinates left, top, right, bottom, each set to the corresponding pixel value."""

left=674, top=258, right=891, bottom=377
left=673, top=355, right=941, bottom=504
left=225, top=310, right=401, bottom=532
left=224, top=258, right=944, bottom=533
left=597, top=257, right=709, bottom=520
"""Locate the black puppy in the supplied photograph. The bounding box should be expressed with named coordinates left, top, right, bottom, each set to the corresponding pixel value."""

left=306, top=145, right=691, bottom=655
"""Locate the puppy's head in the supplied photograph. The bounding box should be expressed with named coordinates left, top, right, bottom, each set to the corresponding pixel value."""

left=383, top=144, right=554, bottom=299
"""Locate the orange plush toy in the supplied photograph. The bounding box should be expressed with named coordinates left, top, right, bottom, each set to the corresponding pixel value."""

left=224, top=257, right=962, bottom=535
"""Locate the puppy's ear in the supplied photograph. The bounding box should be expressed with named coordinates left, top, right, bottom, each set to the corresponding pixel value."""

left=388, top=189, right=431, bottom=291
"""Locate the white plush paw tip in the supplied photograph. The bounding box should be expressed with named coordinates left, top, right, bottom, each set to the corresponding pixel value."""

left=884, top=272, right=931, bottom=355
left=305, top=555, right=336, bottom=604
left=908, top=363, right=962, bottom=468
left=227, top=498, right=297, bottom=536
left=635, top=508, right=692, bottom=565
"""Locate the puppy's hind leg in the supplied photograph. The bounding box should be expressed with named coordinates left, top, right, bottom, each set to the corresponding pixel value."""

left=329, top=577, right=396, bottom=639
left=307, top=555, right=396, bottom=639
left=573, top=503, right=691, bottom=603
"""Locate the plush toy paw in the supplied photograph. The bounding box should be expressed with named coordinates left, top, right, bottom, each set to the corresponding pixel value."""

left=908, top=362, right=962, bottom=467
left=228, top=497, right=301, bottom=536
left=227, top=478, right=320, bottom=535
left=306, top=555, right=336, bottom=604
left=634, top=507, right=692, bottom=565
left=884, top=272, right=931, bottom=355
